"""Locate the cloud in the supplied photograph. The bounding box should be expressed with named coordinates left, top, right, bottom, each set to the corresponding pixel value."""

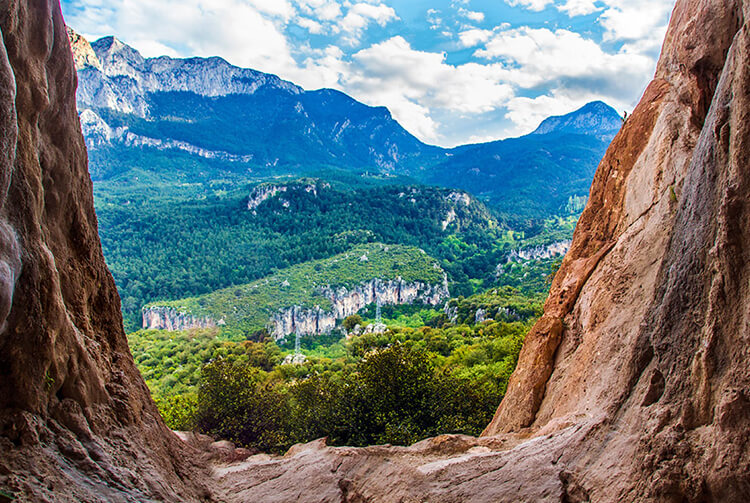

left=295, top=0, right=342, bottom=21
left=66, top=0, right=299, bottom=75
left=298, top=17, right=325, bottom=34
left=474, top=27, right=653, bottom=94
left=338, top=36, right=514, bottom=141
left=504, top=0, right=674, bottom=38
left=458, top=8, right=485, bottom=23
left=458, top=28, right=494, bottom=48
left=600, top=0, right=673, bottom=44
left=427, top=8, right=443, bottom=30
left=557, top=0, right=601, bottom=16
left=504, top=0, right=554, bottom=12
left=248, top=0, right=296, bottom=20
left=337, top=3, right=399, bottom=44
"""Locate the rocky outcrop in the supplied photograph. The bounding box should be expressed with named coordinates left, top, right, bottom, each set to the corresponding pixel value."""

left=66, top=27, right=102, bottom=72
left=505, top=239, right=571, bottom=262
left=79, top=106, right=256, bottom=162
left=142, top=306, right=219, bottom=331
left=247, top=180, right=328, bottom=213
left=121, top=130, right=254, bottom=162
left=70, top=30, right=301, bottom=118
left=247, top=184, right=288, bottom=211
left=483, top=0, right=750, bottom=496
left=321, top=278, right=448, bottom=319
left=270, top=278, right=449, bottom=339
left=270, top=306, right=337, bottom=340
left=0, top=4, right=210, bottom=502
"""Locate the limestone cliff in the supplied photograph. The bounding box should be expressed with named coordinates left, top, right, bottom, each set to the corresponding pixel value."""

left=247, top=180, right=326, bottom=213
left=0, top=3, right=210, bottom=502
left=505, top=239, right=571, bottom=262
left=141, top=277, right=448, bottom=338
left=142, top=306, right=219, bottom=331
left=270, top=278, right=449, bottom=339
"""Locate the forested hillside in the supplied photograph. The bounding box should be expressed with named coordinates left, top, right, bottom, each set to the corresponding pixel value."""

left=144, top=243, right=447, bottom=336
left=97, top=179, right=526, bottom=329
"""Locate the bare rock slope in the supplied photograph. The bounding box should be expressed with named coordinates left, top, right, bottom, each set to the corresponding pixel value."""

left=0, top=2, right=211, bottom=501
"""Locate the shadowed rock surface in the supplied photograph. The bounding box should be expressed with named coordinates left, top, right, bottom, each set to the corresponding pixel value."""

left=1, top=0, right=748, bottom=501
left=0, top=1, right=211, bottom=501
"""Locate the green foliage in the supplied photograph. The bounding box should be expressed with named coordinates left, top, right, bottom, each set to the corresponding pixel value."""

left=96, top=180, right=514, bottom=330
left=127, top=329, right=282, bottom=399
left=436, top=286, right=545, bottom=327
left=136, top=290, right=538, bottom=452
left=343, top=314, right=363, bottom=331
left=156, top=393, right=198, bottom=431
left=359, top=303, right=441, bottom=328
left=44, top=370, right=54, bottom=391
left=196, top=358, right=289, bottom=451
left=564, top=194, right=588, bottom=215
left=150, top=243, right=444, bottom=335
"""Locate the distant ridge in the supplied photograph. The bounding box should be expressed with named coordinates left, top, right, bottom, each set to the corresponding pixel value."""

left=531, top=101, right=622, bottom=141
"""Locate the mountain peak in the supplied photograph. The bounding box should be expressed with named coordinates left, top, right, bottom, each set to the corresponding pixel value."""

left=66, top=27, right=102, bottom=71
left=90, top=35, right=146, bottom=73
left=531, top=101, right=622, bottom=141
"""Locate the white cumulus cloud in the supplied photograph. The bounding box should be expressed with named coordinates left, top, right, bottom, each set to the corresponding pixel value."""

left=557, top=0, right=601, bottom=16
left=458, top=8, right=485, bottom=23
left=338, top=36, right=514, bottom=141
left=337, top=3, right=399, bottom=44
left=505, top=0, right=554, bottom=12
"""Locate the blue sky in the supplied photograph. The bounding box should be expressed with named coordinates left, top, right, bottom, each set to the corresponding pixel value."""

left=61, top=0, right=675, bottom=147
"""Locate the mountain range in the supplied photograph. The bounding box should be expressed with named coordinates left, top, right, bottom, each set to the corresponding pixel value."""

left=69, top=28, right=622, bottom=223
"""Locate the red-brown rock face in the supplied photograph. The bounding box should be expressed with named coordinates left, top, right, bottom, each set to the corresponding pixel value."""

left=0, top=1, right=209, bottom=501
left=484, top=0, right=750, bottom=497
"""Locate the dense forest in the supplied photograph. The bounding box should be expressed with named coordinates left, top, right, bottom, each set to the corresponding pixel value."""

left=96, top=177, right=573, bottom=330
left=93, top=168, right=573, bottom=452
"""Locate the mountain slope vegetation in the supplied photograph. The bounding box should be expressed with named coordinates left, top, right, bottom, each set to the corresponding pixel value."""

left=146, top=243, right=445, bottom=335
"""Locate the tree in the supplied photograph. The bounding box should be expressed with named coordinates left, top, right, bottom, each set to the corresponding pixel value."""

left=195, top=357, right=289, bottom=451
left=343, top=314, right=363, bottom=332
